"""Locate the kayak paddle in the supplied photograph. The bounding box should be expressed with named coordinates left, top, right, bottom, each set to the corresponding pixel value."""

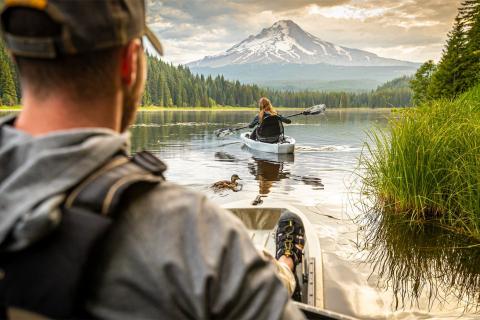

left=214, top=104, right=327, bottom=137
left=214, top=125, right=251, bottom=138
left=285, top=104, right=327, bottom=118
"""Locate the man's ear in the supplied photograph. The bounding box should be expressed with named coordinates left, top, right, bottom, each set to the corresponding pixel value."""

left=120, top=39, right=142, bottom=87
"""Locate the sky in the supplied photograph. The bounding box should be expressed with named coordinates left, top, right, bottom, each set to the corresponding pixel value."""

left=146, top=0, right=462, bottom=65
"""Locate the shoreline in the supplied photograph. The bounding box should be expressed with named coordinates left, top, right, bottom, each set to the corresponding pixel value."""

left=0, top=106, right=21, bottom=112
left=138, top=107, right=396, bottom=112
left=1, top=106, right=398, bottom=112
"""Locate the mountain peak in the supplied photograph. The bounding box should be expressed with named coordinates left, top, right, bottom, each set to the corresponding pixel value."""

left=188, top=20, right=415, bottom=68
left=269, top=20, right=304, bottom=36
left=272, top=19, right=298, bottom=28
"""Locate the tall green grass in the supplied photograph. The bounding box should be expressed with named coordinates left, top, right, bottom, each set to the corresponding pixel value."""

left=360, top=85, right=480, bottom=240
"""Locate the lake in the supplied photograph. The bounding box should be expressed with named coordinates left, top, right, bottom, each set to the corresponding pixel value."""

left=130, top=109, right=376, bottom=207
left=2, top=109, right=478, bottom=319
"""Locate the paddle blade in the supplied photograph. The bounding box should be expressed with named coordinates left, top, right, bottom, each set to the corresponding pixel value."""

left=304, top=104, right=327, bottom=115
left=214, top=128, right=235, bottom=137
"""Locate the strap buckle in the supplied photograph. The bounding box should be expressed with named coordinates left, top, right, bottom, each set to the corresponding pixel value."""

left=132, top=151, right=167, bottom=176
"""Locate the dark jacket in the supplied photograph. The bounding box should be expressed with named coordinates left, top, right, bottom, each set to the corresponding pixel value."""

left=0, top=115, right=304, bottom=320
left=248, top=113, right=291, bottom=129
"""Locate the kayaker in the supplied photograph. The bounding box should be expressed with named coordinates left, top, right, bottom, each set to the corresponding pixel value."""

left=0, top=1, right=305, bottom=319
left=249, top=97, right=292, bottom=142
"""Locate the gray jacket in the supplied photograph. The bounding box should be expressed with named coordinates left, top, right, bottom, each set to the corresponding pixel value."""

left=0, top=115, right=304, bottom=319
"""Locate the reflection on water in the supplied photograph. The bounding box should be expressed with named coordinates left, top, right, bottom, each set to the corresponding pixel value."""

left=362, top=209, right=480, bottom=313
left=250, top=157, right=290, bottom=195
left=215, top=148, right=324, bottom=200
left=214, top=151, right=239, bottom=162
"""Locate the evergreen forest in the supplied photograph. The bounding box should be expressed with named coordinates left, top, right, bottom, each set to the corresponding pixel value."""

left=411, top=0, right=480, bottom=104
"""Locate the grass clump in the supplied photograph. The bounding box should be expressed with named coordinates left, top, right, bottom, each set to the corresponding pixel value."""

left=360, top=84, right=480, bottom=240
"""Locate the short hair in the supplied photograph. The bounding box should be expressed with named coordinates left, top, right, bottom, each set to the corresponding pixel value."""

left=4, top=8, right=122, bottom=100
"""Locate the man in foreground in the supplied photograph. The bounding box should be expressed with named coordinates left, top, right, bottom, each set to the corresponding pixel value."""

left=0, top=1, right=305, bottom=319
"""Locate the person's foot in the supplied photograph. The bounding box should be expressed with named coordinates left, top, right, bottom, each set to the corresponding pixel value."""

left=275, top=210, right=305, bottom=271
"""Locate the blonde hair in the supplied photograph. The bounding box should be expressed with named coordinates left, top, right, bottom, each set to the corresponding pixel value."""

left=258, top=97, right=277, bottom=123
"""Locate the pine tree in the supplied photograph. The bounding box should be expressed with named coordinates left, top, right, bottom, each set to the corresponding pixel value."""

left=410, top=61, right=437, bottom=105
left=462, top=0, right=480, bottom=88
left=0, top=40, right=18, bottom=105
left=0, top=57, right=18, bottom=105
left=409, top=1, right=480, bottom=102
left=163, top=84, right=173, bottom=107
left=142, top=87, right=152, bottom=106
left=428, top=15, right=468, bottom=99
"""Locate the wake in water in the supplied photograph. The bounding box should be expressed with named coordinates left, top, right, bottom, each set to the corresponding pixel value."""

left=132, top=122, right=214, bottom=128
left=296, top=145, right=358, bottom=152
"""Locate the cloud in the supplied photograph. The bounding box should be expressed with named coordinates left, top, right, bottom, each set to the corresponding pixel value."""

left=230, top=0, right=350, bottom=11
left=147, top=0, right=462, bottom=64
left=308, top=5, right=387, bottom=21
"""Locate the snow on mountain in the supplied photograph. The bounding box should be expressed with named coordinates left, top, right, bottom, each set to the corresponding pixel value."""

left=188, top=20, right=415, bottom=68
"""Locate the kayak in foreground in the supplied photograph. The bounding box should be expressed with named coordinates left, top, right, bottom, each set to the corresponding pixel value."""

left=222, top=200, right=357, bottom=320
left=240, top=132, right=295, bottom=154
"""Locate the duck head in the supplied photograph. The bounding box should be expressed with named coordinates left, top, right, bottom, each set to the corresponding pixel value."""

left=231, top=174, right=242, bottom=183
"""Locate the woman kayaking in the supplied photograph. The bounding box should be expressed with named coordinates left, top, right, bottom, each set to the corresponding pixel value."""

left=248, top=97, right=291, bottom=142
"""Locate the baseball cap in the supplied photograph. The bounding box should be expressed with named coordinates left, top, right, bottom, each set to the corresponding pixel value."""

left=0, top=0, right=163, bottom=58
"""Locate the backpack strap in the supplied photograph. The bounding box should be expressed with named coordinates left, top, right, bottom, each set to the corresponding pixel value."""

left=64, top=151, right=166, bottom=217
left=0, top=151, right=166, bottom=320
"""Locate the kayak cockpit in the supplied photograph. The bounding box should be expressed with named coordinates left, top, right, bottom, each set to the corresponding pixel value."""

left=224, top=203, right=322, bottom=307
left=223, top=202, right=357, bottom=320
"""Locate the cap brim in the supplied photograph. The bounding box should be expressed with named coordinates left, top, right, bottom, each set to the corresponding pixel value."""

left=145, top=26, right=163, bottom=56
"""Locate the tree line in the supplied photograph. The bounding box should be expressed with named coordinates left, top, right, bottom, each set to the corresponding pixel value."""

left=0, top=40, right=19, bottom=106
left=143, top=55, right=412, bottom=108
left=411, top=0, right=480, bottom=104
left=0, top=41, right=413, bottom=108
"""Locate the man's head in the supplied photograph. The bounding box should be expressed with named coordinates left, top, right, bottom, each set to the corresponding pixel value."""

left=0, top=0, right=163, bottom=132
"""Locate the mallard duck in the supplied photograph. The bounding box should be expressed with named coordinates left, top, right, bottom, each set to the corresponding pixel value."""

left=212, top=174, right=242, bottom=192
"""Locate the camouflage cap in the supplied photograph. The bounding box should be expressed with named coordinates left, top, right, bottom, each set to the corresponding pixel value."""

left=0, top=0, right=163, bottom=58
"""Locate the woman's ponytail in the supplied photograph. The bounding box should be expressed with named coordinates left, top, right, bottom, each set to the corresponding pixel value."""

left=258, top=97, right=277, bottom=123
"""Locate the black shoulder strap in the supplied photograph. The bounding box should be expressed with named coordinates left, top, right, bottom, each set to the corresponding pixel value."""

left=0, top=151, right=166, bottom=320
left=64, top=151, right=166, bottom=217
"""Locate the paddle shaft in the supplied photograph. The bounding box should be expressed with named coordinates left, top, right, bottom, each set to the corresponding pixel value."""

left=232, top=125, right=251, bottom=132
left=285, top=112, right=305, bottom=118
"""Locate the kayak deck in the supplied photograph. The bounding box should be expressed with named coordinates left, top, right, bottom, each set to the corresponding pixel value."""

left=223, top=201, right=358, bottom=320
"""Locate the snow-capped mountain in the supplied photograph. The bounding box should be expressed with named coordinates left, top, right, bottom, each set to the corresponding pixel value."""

left=188, top=20, right=415, bottom=68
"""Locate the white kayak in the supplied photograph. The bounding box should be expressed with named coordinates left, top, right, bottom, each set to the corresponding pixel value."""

left=222, top=201, right=356, bottom=319
left=241, top=132, right=295, bottom=154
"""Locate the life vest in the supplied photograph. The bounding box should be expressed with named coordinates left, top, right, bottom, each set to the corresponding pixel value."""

left=0, top=151, right=166, bottom=320
left=257, top=115, right=285, bottom=143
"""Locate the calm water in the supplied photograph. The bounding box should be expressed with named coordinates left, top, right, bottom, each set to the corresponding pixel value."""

left=2, top=109, right=478, bottom=319
left=130, top=110, right=375, bottom=206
